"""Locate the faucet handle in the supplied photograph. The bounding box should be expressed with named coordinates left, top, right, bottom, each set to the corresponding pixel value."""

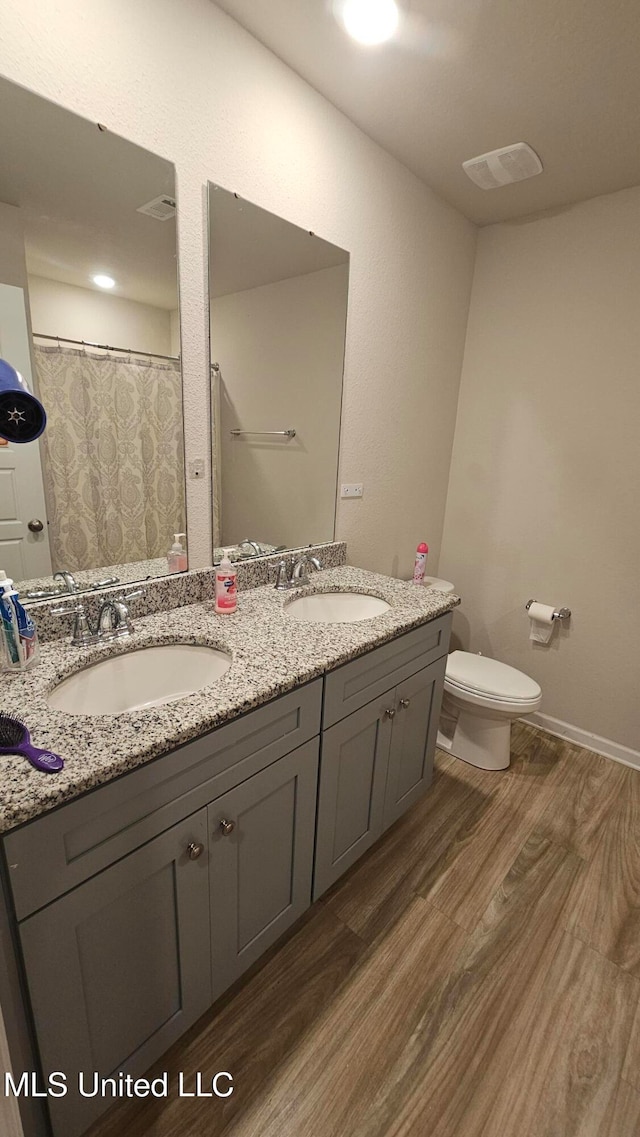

left=51, top=599, right=97, bottom=647
left=274, top=559, right=293, bottom=590
left=120, top=588, right=145, bottom=603
left=51, top=601, right=83, bottom=617
left=89, top=576, right=119, bottom=591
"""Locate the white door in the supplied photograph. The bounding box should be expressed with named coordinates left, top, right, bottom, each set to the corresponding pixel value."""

left=0, top=283, right=52, bottom=581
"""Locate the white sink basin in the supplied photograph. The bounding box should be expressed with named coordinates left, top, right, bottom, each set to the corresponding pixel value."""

left=47, top=643, right=232, bottom=715
left=286, top=592, right=391, bottom=623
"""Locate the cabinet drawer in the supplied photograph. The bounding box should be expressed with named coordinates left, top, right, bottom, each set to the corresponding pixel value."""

left=323, top=613, right=451, bottom=728
left=5, top=679, right=322, bottom=921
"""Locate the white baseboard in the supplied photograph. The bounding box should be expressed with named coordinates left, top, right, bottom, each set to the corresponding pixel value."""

left=522, top=712, right=640, bottom=771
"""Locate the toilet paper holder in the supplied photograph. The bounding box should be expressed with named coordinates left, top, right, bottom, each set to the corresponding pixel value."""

left=526, top=600, right=571, bottom=621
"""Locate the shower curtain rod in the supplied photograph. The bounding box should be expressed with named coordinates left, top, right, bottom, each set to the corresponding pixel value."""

left=33, top=332, right=180, bottom=364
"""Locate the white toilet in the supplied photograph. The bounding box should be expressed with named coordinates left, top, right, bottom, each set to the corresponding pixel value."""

left=424, top=578, right=542, bottom=771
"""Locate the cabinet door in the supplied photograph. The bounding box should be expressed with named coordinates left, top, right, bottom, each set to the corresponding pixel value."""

left=383, top=656, right=446, bottom=830
left=313, top=692, right=394, bottom=900
left=19, top=810, right=211, bottom=1137
left=209, top=738, right=318, bottom=1001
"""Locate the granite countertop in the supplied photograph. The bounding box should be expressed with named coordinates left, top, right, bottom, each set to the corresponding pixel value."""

left=0, top=566, right=459, bottom=834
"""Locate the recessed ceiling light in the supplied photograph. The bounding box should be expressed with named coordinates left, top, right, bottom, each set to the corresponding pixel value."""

left=92, top=274, right=115, bottom=289
left=338, top=0, right=399, bottom=45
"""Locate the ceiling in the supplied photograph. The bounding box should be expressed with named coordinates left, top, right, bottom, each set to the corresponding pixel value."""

left=0, top=77, right=178, bottom=310
left=213, top=0, right=640, bottom=225
left=209, top=184, right=348, bottom=298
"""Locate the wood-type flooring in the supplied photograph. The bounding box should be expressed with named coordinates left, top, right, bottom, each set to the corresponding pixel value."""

left=89, top=723, right=640, bottom=1137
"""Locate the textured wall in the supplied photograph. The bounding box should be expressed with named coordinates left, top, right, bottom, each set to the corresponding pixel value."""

left=440, top=185, right=640, bottom=751
left=0, top=0, right=476, bottom=574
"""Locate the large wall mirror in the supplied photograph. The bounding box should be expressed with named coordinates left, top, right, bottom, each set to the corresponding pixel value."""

left=208, top=184, right=348, bottom=563
left=0, top=77, right=186, bottom=599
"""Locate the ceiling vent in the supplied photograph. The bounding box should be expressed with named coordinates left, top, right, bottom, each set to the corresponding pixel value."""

left=462, top=143, right=543, bottom=190
left=136, top=195, right=176, bottom=221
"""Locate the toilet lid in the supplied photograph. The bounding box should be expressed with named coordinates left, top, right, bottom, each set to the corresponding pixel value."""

left=446, top=651, right=541, bottom=702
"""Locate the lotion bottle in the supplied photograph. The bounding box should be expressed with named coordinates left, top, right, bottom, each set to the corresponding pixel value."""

left=215, top=550, right=237, bottom=614
left=167, top=533, right=188, bottom=573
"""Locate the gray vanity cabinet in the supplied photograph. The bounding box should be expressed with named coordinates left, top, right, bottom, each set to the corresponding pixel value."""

left=18, top=809, right=211, bottom=1137
left=382, top=656, right=446, bottom=829
left=313, top=667, right=442, bottom=900
left=313, top=615, right=452, bottom=900
left=0, top=620, right=452, bottom=1137
left=313, top=693, right=394, bottom=899
left=209, top=738, right=319, bottom=1000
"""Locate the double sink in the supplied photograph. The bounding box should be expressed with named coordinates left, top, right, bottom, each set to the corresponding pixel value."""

left=47, top=591, right=391, bottom=716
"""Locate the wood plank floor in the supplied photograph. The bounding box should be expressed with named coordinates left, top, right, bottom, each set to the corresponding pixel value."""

left=89, top=723, right=640, bottom=1137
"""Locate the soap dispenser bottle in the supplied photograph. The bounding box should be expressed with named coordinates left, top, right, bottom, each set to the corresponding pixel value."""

left=215, top=550, right=237, bottom=614
left=167, top=533, right=188, bottom=573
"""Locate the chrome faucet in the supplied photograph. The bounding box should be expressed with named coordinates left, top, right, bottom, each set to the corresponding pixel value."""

left=52, top=589, right=145, bottom=647
left=292, top=552, right=322, bottom=586
left=25, top=573, right=120, bottom=601
left=96, top=591, right=144, bottom=639
left=238, top=538, right=262, bottom=557
left=53, top=570, right=78, bottom=593
left=274, top=552, right=322, bottom=590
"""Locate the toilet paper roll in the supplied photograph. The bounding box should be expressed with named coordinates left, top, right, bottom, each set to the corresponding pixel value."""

left=528, top=602, right=555, bottom=644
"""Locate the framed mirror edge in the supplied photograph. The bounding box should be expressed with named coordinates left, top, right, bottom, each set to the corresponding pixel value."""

left=0, top=73, right=189, bottom=598
left=206, top=179, right=350, bottom=567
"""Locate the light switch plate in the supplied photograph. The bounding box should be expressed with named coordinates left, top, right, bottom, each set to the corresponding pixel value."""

left=341, top=483, right=363, bottom=498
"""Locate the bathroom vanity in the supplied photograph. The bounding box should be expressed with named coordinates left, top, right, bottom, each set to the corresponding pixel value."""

left=0, top=567, right=454, bottom=1137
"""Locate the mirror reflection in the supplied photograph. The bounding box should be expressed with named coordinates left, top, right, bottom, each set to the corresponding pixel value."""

left=208, top=185, right=348, bottom=563
left=0, top=77, right=186, bottom=599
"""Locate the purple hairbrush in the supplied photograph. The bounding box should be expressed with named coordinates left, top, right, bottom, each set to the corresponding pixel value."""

left=0, top=714, right=64, bottom=773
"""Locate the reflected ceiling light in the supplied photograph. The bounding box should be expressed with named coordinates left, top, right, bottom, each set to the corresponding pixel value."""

left=92, top=274, right=115, bottom=289
left=339, top=0, right=399, bottom=45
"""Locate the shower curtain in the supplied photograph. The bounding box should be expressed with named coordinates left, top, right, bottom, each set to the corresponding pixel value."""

left=34, top=344, right=186, bottom=572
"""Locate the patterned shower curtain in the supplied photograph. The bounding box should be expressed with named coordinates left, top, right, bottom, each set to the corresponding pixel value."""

left=34, top=344, right=186, bottom=572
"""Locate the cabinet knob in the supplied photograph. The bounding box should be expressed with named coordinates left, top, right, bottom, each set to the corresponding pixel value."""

left=384, top=708, right=396, bottom=720
left=219, top=819, right=236, bottom=836
left=399, top=698, right=411, bottom=709
left=187, top=842, right=204, bottom=860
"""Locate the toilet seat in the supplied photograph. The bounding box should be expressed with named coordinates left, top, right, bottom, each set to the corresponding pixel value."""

left=444, top=651, right=542, bottom=714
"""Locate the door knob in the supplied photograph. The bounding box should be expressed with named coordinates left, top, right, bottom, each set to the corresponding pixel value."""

left=28, top=518, right=44, bottom=533
left=399, top=698, right=411, bottom=709
left=219, top=819, right=235, bottom=836
left=187, top=842, right=204, bottom=860
left=384, top=708, right=396, bottom=720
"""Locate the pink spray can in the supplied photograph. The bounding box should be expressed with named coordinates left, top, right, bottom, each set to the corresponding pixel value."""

left=413, top=542, right=429, bottom=584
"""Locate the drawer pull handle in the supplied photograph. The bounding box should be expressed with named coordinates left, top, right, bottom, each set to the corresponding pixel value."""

left=187, top=842, right=204, bottom=860
left=384, top=708, right=396, bottom=720
left=219, top=819, right=236, bottom=836
left=399, top=698, right=411, bottom=709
